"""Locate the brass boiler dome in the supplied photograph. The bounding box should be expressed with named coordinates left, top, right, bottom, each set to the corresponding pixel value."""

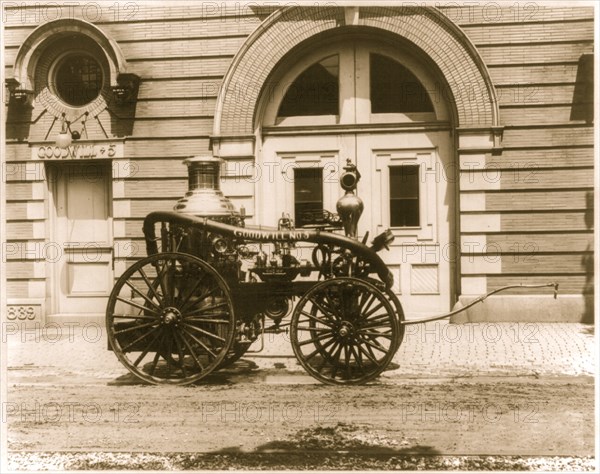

left=174, top=156, right=239, bottom=220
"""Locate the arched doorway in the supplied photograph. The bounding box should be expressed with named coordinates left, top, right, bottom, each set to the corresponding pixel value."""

left=256, top=33, right=456, bottom=316
left=211, top=7, right=500, bottom=319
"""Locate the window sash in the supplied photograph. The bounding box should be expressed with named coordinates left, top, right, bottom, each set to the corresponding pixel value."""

left=389, top=165, right=420, bottom=227
left=294, top=168, right=324, bottom=227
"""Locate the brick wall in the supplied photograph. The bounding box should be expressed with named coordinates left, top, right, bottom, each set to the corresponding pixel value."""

left=442, top=5, right=594, bottom=299
left=3, top=4, right=594, bottom=310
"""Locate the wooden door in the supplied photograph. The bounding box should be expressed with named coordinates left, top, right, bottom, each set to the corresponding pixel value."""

left=50, top=163, right=113, bottom=316
left=260, top=131, right=455, bottom=317
left=356, top=132, right=455, bottom=316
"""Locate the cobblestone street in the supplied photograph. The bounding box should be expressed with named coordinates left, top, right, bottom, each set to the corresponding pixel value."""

left=5, top=321, right=595, bottom=383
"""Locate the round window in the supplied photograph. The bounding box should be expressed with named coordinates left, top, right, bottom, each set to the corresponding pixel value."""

left=54, top=54, right=103, bottom=106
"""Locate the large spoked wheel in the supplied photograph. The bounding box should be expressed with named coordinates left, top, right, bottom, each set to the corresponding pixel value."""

left=290, top=277, right=399, bottom=385
left=106, top=252, right=235, bottom=385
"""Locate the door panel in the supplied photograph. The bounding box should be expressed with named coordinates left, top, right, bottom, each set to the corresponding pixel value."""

left=64, top=257, right=112, bottom=295
left=357, top=132, right=454, bottom=316
left=258, top=134, right=354, bottom=227
left=50, top=163, right=113, bottom=315
left=64, top=176, right=110, bottom=242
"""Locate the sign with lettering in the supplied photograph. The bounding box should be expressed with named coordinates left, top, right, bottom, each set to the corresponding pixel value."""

left=31, top=142, right=124, bottom=160
left=6, top=304, right=41, bottom=322
left=232, top=229, right=312, bottom=241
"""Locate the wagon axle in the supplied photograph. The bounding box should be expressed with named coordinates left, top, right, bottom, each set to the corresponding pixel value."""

left=161, top=309, right=181, bottom=326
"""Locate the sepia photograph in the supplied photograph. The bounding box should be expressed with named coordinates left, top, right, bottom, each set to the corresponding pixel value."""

left=0, top=0, right=597, bottom=471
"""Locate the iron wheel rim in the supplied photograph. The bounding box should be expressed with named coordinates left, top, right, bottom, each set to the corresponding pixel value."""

left=291, top=277, right=398, bottom=385
left=106, top=252, right=235, bottom=385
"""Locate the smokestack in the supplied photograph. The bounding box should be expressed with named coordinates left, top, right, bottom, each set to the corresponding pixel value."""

left=174, top=156, right=239, bottom=221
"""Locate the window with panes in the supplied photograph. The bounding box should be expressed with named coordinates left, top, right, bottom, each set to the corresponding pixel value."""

left=280, top=47, right=433, bottom=227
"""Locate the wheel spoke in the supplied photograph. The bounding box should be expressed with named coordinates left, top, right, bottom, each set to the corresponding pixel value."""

left=298, top=332, right=334, bottom=347
left=322, top=289, right=344, bottom=319
left=356, top=342, right=378, bottom=364
left=294, top=326, right=332, bottom=333
left=163, top=332, right=173, bottom=378
left=181, top=322, right=226, bottom=343
left=357, top=335, right=389, bottom=354
left=343, top=343, right=351, bottom=379
left=111, top=314, right=158, bottom=321
left=360, top=320, right=392, bottom=330
left=133, top=328, right=163, bottom=367
left=181, top=287, right=220, bottom=313
left=155, top=258, right=171, bottom=306
left=322, top=339, right=340, bottom=360
left=148, top=332, right=165, bottom=376
left=121, top=325, right=161, bottom=352
left=359, top=331, right=393, bottom=339
left=319, top=297, right=343, bottom=320
left=123, top=279, right=162, bottom=311
left=183, top=317, right=230, bottom=324
left=304, top=337, right=336, bottom=361
left=358, top=326, right=392, bottom=344
left=178, top=331, right=205, bottom=371
left=298, top=310, right=334, bottom=328
left=173, top=330, right=188, bottom=378
left=184, top=301, right=228, bottom=316
left=350, top=344, right=365, bottom=374
left=308, top=297, right=339, bottom=322
left=359, top=291, right=377, bottom=315
left=177, top=272, right=209, bottom=311
left=318, top=340, right=340, bottom=372
left=116, top=296, right=161, bottom=316
left=114, top=321, right=159, bottom=336
left=180, top=327, right=218, bottom=359
left=330, top=343, right=344, bottom=379
left=357, top=289, right=371, bottom=312
left=138, top=267, right=163, bottom=306
left=363, top=302, right=385, bottom=318
left=362, top=313, right=391, bottom=324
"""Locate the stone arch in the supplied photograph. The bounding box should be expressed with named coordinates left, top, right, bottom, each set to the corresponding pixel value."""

left=11, top=18, right=129, bottom=91
left=213, top=6, right=499, bottom=138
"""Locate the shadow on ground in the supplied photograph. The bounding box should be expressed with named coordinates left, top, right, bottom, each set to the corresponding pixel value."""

left=213, top=422, right=441, bottom=455
left=107, top=359, right=261, bottom=386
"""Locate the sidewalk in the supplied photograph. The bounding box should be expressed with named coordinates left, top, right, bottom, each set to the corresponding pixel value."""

left=4, top=321, right=595, bottom=384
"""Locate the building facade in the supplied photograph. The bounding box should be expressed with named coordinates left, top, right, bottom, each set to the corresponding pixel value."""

left=2, top=3, right=595, bottom=325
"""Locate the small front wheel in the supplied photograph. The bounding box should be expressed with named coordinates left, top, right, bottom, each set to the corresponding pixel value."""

left=106, top=252, right=235, bottom=385
left=290, top=277, right=399, bottom=385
